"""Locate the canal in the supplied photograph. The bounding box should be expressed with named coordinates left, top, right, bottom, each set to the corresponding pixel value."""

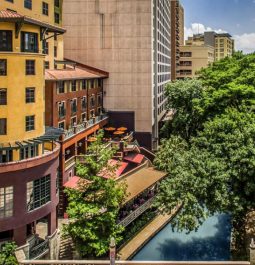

left=132, top=214, right=231, bottom=261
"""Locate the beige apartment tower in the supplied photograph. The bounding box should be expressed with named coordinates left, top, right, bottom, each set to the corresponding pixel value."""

left=63, top=0, right=172, bottom=150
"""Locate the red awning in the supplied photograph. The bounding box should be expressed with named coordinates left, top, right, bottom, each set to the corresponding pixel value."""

left=64, top=176, right=81, bottom=189
left=124, top=154, right=144, bottom=164
left=98, top=159, right=129, bottom=179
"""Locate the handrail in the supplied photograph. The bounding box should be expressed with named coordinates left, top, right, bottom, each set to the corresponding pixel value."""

left=29, top=239, right=49, bottom=260
left=118, top=197, right=155, bottom=227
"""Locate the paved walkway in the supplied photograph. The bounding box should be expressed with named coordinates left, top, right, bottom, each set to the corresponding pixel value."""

left=118, top=207, right=179, bottom=260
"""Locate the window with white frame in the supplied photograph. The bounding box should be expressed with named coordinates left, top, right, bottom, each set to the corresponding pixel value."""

left=0, top=186, right=13, bottom=218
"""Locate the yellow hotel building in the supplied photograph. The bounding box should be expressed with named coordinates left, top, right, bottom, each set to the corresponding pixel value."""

left=0, top=0, right=65, bottom=259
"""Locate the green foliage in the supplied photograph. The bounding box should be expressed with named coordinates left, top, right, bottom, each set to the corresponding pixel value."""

left=0, top=242, right=18, bottom=265
left=156, top=53, right=255, bottom=234
left=64, top=131, right=127, bottom=258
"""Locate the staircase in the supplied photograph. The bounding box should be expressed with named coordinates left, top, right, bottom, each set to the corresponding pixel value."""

left=58, top=233, right=75, bottom=260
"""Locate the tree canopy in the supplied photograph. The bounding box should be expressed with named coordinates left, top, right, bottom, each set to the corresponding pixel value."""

left=156, top=53, right=255, bottom=236
left=64, top=131, right=126, bottom=258
left=0, top=242, right=18, bottom=265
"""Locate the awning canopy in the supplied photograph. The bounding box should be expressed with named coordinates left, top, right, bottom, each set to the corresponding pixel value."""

left=98, top=159, right=129, bottom=179
left=63, top=176, right=91, bottom=189
left=124, top=153, right=144, bottom=164
left=121, top=167, right=167, bottom=203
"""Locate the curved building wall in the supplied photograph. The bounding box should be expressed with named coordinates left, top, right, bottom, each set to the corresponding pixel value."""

left=0, top=144, right=60, bottom=246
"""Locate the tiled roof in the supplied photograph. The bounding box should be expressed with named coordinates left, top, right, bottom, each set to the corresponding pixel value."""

left=0, top=10, right=65, bottom=33
left=0, top=10, right=23, bottom=18
left=45, top=66, right=108, bottom=81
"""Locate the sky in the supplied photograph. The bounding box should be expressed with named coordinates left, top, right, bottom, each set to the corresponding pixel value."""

left=181, top=0, right=255, bottom=53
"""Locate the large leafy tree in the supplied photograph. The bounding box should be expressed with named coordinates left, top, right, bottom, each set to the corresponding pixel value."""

left=64, top=131, right=126, bottom=258
left=156, top=53, right=255, bottom=257
left=0, top=242, right=18, bottom=265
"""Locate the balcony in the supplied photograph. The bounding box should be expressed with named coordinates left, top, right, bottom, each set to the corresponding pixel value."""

left=29, top=238, right=49, bottom=260
left=64, top=114, right=108, bottom=140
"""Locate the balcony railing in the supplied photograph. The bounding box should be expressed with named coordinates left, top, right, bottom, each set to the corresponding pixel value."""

left=64, top=114, right=108, bottom=140
left=29, top=239, right=49, bottom=260
left=118, top=197, right=155, bottom=227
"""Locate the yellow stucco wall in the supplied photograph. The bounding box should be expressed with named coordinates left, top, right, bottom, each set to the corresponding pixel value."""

left=215, top=37, right=234, bottom=61
left=0, top=23, right=45, bottom=143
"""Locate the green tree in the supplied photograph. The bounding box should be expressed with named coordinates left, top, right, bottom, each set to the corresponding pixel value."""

left=64, top=131, right=126, bottom=258
left=0, top=242, right=18, bottom=265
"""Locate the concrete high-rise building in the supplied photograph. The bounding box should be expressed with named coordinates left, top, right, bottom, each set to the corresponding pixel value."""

left=215, top=33, right=235, bottom=61
left=63, top=0, right=172, bottom=150
left=171, top=0, right=184, bottom=80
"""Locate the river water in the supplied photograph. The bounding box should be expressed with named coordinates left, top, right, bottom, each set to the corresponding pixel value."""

left=132, top=214, right=231, bottom=261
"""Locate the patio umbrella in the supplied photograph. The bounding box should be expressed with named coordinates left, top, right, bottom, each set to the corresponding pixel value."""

left=104, top=127, right=116, bottom=131
left=117, top=127, right=128, bottom=131
left=113, top=130, right=125, bottom=135
left=87, top=137, right=97, bottom=142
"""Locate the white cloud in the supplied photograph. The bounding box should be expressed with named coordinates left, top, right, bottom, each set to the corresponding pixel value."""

left=184, top=23, right=226, bottom=40
left=184, top=22, right=255, bottom=54
left=234, top=33, right=255, bottom=54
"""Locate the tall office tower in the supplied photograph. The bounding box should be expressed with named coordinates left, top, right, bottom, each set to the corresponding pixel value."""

left=171, top=0, right=184, bottom=80
left=0, top=0, right=65, bottom=259
left=63, top=0, right=172, bottom=150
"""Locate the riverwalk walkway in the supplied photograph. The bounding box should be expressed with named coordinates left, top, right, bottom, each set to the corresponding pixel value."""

left=118, top=207, right=180, bottom=260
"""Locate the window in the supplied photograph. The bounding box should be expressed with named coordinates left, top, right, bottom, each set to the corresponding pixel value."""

left=90, top=95, right=95, bottom=108
left=58, top=121, right=65, bottom=130
left=25, top=115, right=35, bottom=131
left=26, top=87, right=35, bottom=103
left=5, top=0, right=14, bottom=2
left=0, top=150, right=13, bottom=163
left=43, top=41, right=49, bottom=54
left=26, top=60, right=35, bottom=75
left=57, top=81, right=65, bottom=94
left=180, top=52, right=192, bottom=57
left=27, top=175, right=51, bottom=211
left=0, top=119, right=7, bottom=135
left=0, top=60, right=7, bottom=76
left=0, top=89, right=7, bottom=105
left=81, top=112, right=87, bottom=122
left=70, top=99, right=77, bottom=114
left=42, top=2, right=48, bottom=15
left=58, top=101, right=65, bottom=119
left=0, top=187, right=13, bottom=218
left=44, top=61, right=49, bottom=69
left=70, top=116, right=77, bottom=127
left=54, top=0, right=60, bottom=7
left=21, top=32, right=38, bottom=53
left=54, top=46, right=57, bottom=57
left=97, top=93, right=102, bottom=106
left=20, top=145, right=38, bottom=160
left=0, top=31, right=12, bottom=51
left=90, top=109, right=95, bottom=118
left=54, top=12, right=60, bottom=24
left=24, top=0, right=32, bottom=9
left=81, top=97, right=87, bottom=111
left=71, top=80, right=76, bottom=92
left=81, top=80, right=87, bottom=90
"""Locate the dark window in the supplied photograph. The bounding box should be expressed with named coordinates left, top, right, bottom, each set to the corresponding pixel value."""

left=58, top=102, right=65, bottom=119
left=0, top=150, right=13, bottom=163
left=0, top=118, right=7, bottom=135
left=90, top=96, right=95, bottom=108
left=21, top=32, right=38, bottom=53
left=54, top=12, right=60, bottom=24
left=70, top=116, right=77, bottom=127
left=0, top=89, right=7, bottom=105
left=24, top=0, right=32, bottom=9
left=97, top=93, right=102, bottom=106
left=0, top=60, right=7, bottom=76
left=57, top=81, right=65, bottom=93
left=71, top=99, right=77, bottom=114
left=25, top=115, right=35, bottom=131
left=81, top=97, right=87, bottom=111
left=71, top=80, right=76, bottom=92
left=58, top=121, right=65, bottom=130
left=26, top=60, right=35, bottom=75
left=54, top=0, right=60, bottom=7
left=42, top=2, right=48, bottom=15
left=5, top=0, right=14, bottom=2
left=82, top=80, right=87, bottom=90
left=44, top=61, right=49, bottom=69
left=43, top=41, right=49, bottom=54
left=81, top=113, right=87, bottom=122
left=20, top=144, right=38, bottom=160
left=27, top=175, right=51, bottom=211
left=0, top=31, right=12, bottom=51
left=54, top=46, right=57, bottom=57
left=26, top=88, right=35, bottom=103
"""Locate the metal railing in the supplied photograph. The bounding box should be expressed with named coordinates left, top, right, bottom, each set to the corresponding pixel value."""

left=65, top=156, right=76, bottom=170
left=118, top=197, right=155, bottom=227
left=64, top=114, right=108, bottom=140
left=29, top=239, right=49, bottom=260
